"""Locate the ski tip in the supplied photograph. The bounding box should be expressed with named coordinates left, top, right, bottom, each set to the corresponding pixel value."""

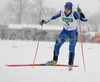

left=5, top=64, right=16, bottom=67
left=5, top=64, right=9, bottom=66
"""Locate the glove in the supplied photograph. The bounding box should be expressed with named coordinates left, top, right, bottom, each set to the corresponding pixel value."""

left=77, top=7, right=82, bottom=14
left=40, top=19, right=48, bottom=25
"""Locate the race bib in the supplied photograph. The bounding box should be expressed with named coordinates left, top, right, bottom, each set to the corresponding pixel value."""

left=62, top=18, right=73, bottom=22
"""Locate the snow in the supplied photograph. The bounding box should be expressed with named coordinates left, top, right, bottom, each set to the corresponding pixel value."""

left=0, top=40, right=100, bottom=82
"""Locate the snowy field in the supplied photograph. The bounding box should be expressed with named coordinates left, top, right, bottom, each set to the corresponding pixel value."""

left=0, top=40, right=100, bottom=82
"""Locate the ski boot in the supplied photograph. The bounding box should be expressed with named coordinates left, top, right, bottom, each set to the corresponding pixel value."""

left=46, top=60, right=57, bottom=65
left=68, top=65, right=73, bottom=71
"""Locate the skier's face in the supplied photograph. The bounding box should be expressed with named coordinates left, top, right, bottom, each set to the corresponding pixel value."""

left=65, top=8, right=71, bottom=14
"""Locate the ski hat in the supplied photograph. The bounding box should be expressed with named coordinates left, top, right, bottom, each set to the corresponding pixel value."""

left=64, top=2, right=73, bottom=10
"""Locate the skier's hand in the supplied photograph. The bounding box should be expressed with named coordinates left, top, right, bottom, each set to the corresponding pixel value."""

left=40, top=19, right=48, bottom=25
left=77, top=7, right=82, bottom=14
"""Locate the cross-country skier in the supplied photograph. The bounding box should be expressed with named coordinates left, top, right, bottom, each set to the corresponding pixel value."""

left=40, top=2, right=87, bottom=71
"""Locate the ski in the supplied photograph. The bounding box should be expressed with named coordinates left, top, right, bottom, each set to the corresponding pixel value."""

left=6, top=63, right=79, bottom=67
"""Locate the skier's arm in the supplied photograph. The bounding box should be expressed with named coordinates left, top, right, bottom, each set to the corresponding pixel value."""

left=73, top=11, right=87, bottom=22
left=51, top=11, right=61, bottom=20
left=77, top=7, right=87, bottom=22
left=40, top=11, right=61, bottom=25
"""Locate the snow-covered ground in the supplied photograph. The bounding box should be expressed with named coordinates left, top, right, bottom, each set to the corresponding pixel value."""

left=0, top=40, right=100, bottom=82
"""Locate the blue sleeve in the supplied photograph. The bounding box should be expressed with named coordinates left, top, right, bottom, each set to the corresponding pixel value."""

left=73, top=11, right=88, bottom=22
left=51, top=11, right=61, bottom=20
left=73, top=11, right=80, bottom=19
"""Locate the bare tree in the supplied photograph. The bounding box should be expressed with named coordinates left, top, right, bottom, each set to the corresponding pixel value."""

left=6, top=0, right=58, bottom=25
left=7, top=0, right=31, bottom=24
left=30, top=0, right=45, bottom=24
left=30, top=0, right=59, bottom=25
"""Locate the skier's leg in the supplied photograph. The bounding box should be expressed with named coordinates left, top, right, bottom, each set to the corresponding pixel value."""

left=46, top=37, right=66, bottom=65
left=68, top=35, right=78, bottom=71
left=46, top=28, right=68, bottom=65
left=68, top=30, right=78, bottom=70
left=53, top=28, right=69, bottom=61
left=53, top=37, right=67, bottom=61
left=68, top=42, right=76, bottom=65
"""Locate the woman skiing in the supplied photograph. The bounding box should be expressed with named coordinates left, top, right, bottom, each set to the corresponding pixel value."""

left=40, top=2, right=87, bottom=70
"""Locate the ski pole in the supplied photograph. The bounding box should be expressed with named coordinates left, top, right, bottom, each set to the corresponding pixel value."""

left=33, top=24, right=43, bottom=66
left=77, top=4, right=86, bottom=71
left=79, top=20, right=86, bottom=71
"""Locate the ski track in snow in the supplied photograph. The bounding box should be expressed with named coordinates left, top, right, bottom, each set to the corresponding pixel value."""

left=0, top=40, right=100, bottom=82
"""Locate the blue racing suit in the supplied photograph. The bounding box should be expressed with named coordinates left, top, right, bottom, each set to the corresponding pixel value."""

left=48, top=10, right=87, bottom=65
